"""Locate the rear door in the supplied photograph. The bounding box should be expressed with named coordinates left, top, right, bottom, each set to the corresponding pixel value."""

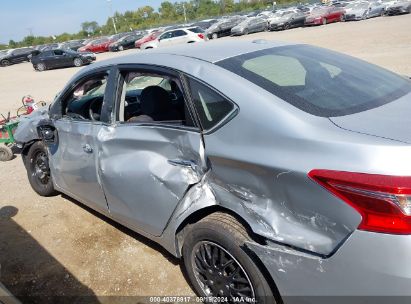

left=98, top=65, right=206, bottom=236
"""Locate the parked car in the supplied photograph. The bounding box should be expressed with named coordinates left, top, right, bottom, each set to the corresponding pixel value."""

left=78, top=37, right=111, bottom=53
left=135, top=31, right=162, bottom=49
left=305, top=6, right=345, bottom=25
left=205, top=16, right=247, bottom=39
left=60, top=40, right=85, bottom=52
left=109, top=33, right=143, bottom=52
left=191, top=19, right=219, bottom=31
left=268, top=10, right=307, bottom=30
left=141, top=27, right=205, bottom=49
left=31, top=49, right=95, bottom=72
left=0, top=48, right=35, bottom=66
left=385, top=0, right=411, bottom=14
left=231, top=17, right=268, bottom=35
left=344, top=1, right=386, bottom=20
left=15, top=40, right=411, bottom=303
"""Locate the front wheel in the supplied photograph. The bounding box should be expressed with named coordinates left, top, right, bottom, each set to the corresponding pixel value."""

left=118, top=45, right=124, bottom=51
left=212, top=33, right=218, bottom=40
left=183, top=212, right=276, bottom=303
left=36, top=62, right=46, bottom=72
left=73, top=58, right=83, bottom=67
left=322, top=18, right=327, bottom=25
left=26, top=141, right=58, bottom=197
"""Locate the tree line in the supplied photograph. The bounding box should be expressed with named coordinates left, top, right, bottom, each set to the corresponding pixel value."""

left=1, top=0, right=298, bottom=50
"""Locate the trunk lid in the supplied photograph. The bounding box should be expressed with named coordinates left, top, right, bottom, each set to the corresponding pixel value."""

left=330, top=92, right=411, bottom=144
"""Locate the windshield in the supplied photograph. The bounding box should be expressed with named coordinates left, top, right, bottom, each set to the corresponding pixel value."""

left=217, top=45, right=411, bottom=117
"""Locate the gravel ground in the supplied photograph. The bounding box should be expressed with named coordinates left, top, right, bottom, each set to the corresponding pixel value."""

left=0, top=14, right=410, bottom=303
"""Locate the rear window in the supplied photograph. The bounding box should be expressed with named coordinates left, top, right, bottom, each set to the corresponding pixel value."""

left=188, top=27, right=204, bottom=33
left=217, top=45, right=411, bottom=117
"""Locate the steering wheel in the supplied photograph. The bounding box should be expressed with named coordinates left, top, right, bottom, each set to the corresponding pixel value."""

left=89, top=98, right=102, bottom=121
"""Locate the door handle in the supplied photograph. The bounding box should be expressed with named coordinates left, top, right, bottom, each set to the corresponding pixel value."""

left=82, top=144, right=93, bottom=153
left=168, top=159, right=197, bottom=171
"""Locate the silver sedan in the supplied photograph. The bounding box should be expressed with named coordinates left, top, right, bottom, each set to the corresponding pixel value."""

left=15, top=40, right=411, bottom=303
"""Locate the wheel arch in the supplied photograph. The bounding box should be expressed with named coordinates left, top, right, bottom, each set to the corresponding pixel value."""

left=175, top=206, right=283, bottom=303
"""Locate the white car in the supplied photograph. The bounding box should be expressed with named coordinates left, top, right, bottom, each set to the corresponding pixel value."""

left=141, top=27, right=206, bottom=50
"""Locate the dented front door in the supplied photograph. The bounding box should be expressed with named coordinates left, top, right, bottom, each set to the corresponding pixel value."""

left=98, top=124, right=205, bottom=236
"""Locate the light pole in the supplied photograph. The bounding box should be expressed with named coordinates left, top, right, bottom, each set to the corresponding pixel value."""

left=183, top=3, right=187, bottom=23
left=107, top=0, right=118, bottom=34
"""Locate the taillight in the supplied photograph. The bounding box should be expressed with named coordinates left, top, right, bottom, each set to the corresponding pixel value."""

left=198, top=33, right=205, bottom=39
left=309, top=169, right=411, bottom=234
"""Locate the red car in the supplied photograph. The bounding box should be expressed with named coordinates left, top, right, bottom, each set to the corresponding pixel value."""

left=135, top=31, right=162, bottom=49
left=78, top=37, right=112, bottom=53
left=305, top=6, right=345, bottom=25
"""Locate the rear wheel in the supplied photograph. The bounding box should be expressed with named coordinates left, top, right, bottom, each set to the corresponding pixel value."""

left=73, top=58, right=83, bottom=67
left=183, top=212, right=276, bottom=303
left=36, top=62, right=46, bottom=72
left=26, top=141, right=58, bottom=197
left=0, top=145, right=13, bottom=161
left=1, top=59, right=10, bottom=67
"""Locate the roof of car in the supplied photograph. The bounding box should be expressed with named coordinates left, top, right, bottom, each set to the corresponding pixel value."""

left=87, top=40, right=296, bottom=70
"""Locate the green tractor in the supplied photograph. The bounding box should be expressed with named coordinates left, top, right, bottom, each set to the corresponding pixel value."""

left=0, top=118, right=19, bottom=161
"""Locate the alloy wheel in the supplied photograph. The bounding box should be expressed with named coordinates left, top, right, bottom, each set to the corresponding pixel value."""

left=32, top=151, right=50, bottom=185
left=191, top=241, right=255, bottom=301
left=1, top=60, right=10, bottom=67
left=37, top=63, right=46, bottom=71
left=74, top=58, right=83, bottom=67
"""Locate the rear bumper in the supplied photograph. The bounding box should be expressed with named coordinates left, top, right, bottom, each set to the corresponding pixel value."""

left=269, top=23, right=286, bottom=30
left=344, top=14, right=363, bottom=20
left=247, top=230, right=411, bottom=303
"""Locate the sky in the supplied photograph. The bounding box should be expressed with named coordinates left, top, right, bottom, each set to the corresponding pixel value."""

left=0, top=0, right=173, bottom=44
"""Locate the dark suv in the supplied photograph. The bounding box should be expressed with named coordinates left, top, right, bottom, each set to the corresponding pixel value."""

left=0, top=48, right=35, bottom=67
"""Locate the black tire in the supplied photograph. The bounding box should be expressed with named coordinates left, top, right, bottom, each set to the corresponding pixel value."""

left=183, top=212, right=276, bottom=304
left=283, top=23, right=290, bottom=30
left=73, top=57, right=83, bottom=67
left=0, top=145, right=13, bottom=161
left=36, top=62, right=46, bottom=72
left=1, top=59, right=10, bottom=67
left=26, top=141, right=58, bottom=197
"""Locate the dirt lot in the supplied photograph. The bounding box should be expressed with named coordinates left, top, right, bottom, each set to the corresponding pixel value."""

left=1, top=14, right=411, bottom=303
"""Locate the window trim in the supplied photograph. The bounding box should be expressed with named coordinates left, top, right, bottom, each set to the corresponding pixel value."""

left=110, top=63, right=201, bottom=133
left=50, top=66, right=116, bottom=124
left=182, top=74, right=239, bottom=135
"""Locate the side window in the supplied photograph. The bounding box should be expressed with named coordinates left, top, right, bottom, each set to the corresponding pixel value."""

left=61, top=73, right=109, bottom=121
left=173, top=30, right=187, bottom=37
left=160, top=32, right=173, bottom=40
left=187, top=78, right=234, bottom=130
left=117, top=71, right=196, bottom=128
left=54, top=50, right=64, bottom=56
